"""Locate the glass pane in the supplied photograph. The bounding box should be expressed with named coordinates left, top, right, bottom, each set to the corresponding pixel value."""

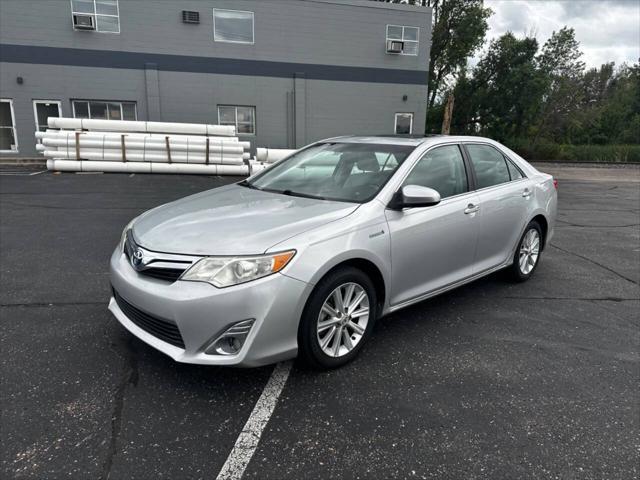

left=403, top=27, right=419, bottom=41
left=0, top=102, right=12, bottom=127
left=214, top=10, right=254, bottom=43
left=107, top=103, right=121, bottom=120
left=71, top=0, right=95, bottom=14
left=403, top=41, right=418, bottom=55
left=387, top=25, right=402, bottom=40
left=96, top=15, right=119, bottom=32
left=96, top=0, right=118, bottom=16
left=403, top=145, right=468, bottom=198
left=218, top=106, right=236, bottom=124
left=89, top=102, right=108, bottom=119
left=395, top=114, right=412, bottom=134
left=73, top=101, right=89, bottom=118
left=237, top=123, right=254, bottom=134
left=467, top=145, right=511, bottom=189
left=236, top=107, right=254, bottom=123
left=36, top=103, right=60, bottom=130
left=507, top=160, right=523, bottom=180
left=122, top=103, right=136, bottom=120
left=0, top=127, right=16, bottom=150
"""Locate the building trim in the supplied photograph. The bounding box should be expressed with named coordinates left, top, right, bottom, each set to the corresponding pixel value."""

left=0, top=44, right=428, bottom=85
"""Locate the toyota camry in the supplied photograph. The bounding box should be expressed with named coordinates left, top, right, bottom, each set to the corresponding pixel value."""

left=109, top=136, right=557, bottom=369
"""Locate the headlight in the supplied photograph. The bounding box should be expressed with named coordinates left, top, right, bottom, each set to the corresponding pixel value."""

left=119, top=218, right=137, bottom=251
left=181, top=250, right=296, bottom=288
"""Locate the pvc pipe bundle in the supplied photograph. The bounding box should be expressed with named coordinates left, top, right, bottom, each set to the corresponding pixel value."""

left=256, top=148, right=296, bottom=163
left=39, top=118, right=251, bottom=175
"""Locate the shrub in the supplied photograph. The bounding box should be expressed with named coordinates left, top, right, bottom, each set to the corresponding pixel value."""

left=506, top=140, right=640, bottom=163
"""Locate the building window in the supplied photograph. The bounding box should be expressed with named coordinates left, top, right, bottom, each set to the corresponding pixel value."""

left=71, top=0, right=120, bottom=33
left=72, top=100, right=137, bottom=120
left=213, top=9, right=254, bottom=44
left=386, top=25, right=419, bottom=56
left=0, top=99, right=18, bottom=152
left=394, top=113, right=413, bottom=134
left=218, top=106, right=255, bottom=134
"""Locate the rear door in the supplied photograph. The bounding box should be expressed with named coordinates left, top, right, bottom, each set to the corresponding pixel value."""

left=463, top=143, right=532, bottom=273
left=386, top=144, right=481, bottom=306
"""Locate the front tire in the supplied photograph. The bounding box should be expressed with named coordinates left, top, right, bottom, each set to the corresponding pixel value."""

left=298, top=267, right=377, bottom=369
left=510, top=220, right=542, bottom=282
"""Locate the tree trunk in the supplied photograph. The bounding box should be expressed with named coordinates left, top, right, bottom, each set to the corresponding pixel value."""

left=441, top=93, right=455, bottom=134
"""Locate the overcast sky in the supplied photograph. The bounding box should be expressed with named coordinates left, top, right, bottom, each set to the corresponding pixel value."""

left=473, top=0, right=640, bottom=69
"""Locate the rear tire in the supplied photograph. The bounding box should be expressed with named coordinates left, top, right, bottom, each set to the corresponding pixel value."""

left=510, top=220, right=542, bottom=282
left=298, top=267, right=377, bottom=369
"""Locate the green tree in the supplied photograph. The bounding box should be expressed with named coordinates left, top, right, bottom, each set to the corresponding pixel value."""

left=532, top=27, right=586, bottom=144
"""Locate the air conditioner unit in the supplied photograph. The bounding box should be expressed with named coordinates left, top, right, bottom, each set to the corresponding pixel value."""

left=386, top=40, right=404, bottom=54
left=73, top=14, right=95, bottom=30
left=182, top=10, right=200, bottom=24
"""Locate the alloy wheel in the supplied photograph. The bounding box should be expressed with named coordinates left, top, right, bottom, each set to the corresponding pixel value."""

left=316, top=282, right=370, bottom=358
left=519, top=228, right=540, bottom=275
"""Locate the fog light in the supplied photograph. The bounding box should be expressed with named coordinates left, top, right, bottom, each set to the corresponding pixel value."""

left=205, top=319, right=255, bottom=355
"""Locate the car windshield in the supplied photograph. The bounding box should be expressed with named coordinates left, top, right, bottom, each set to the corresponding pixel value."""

left=243, top=142, right=415, bottom=203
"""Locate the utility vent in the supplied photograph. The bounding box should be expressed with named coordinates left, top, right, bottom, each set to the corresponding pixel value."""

left=73, top=14, right=95, bottom=30
left=386, top=40, right=404, bottom=54
left=182, top=10, right=200, bottom=24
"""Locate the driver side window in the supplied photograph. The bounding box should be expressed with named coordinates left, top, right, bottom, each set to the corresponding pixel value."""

left=403, top=145, right=468, bottom=199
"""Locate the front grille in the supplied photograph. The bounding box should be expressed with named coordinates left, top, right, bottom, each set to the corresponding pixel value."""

left=113, top=289, right=185, bottom=349
left=124, top=232, right=191, bottom=284
left=140, top=267, right=184, bottom=282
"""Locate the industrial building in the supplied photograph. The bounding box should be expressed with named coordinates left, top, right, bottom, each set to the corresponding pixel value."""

left=0, top=0, right=431, bottom=157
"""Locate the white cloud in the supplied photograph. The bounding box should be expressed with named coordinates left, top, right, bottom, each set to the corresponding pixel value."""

left=472, top=0, right=640, bottom=69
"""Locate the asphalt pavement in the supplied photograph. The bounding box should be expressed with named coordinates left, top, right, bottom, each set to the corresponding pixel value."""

left=1, top=165, right=638, bottom=479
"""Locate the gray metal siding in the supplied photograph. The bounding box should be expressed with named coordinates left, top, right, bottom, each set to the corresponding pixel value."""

left=0, top=0, right=431, bottom=156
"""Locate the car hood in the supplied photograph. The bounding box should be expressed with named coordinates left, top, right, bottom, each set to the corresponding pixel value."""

left=132, top=184, right=359, bottom=255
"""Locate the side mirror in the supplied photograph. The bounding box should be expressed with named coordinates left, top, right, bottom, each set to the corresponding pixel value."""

left=389, top=185, right=441, bottom=210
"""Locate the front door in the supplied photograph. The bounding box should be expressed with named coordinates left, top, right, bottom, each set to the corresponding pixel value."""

left=386, top=144, right=481, bottom=306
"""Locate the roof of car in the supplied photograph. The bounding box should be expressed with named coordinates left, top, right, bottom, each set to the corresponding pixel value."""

left=322, top=135, right=496, bottom=146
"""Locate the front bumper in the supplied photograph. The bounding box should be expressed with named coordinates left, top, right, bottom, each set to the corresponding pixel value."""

left=109, top=248, right=311, bottom=366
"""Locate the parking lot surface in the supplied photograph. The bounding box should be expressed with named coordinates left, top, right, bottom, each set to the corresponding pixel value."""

left=1, top=165, right=638, bottom=479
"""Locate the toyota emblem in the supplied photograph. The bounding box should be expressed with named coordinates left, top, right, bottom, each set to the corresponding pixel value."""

left=132, top=248, right=144, bottom=268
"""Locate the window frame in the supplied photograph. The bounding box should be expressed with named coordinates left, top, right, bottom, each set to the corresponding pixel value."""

left=70, top=0, right=120, bottom=34
left=33, top=100, right=62, bottom=134
left=394, top=112, right=414, bottom=135
left=71, top=100, right=137, bottom=121
left=400, top=144, right=471, bottom=200
left=461, top=143, right=528, bottom=191
left=213, top=8, right=255, bottom=45
left=217, top=105, right=256, bottom=136
left=0, top=99, right=19, bottom=153
left=386, top=24, right=420, bottom=56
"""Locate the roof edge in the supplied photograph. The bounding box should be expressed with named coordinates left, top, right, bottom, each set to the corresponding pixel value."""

left=298, top=0, right=431, bottom=14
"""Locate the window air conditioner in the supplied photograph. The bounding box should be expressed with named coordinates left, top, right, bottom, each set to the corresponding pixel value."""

left=73, top=14, right=95, bottom=30
left=386, top=40, right=404, bottom=54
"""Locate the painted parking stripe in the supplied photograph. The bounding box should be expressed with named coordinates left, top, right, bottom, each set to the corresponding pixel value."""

left=0, top=170, right=47, bottom=176
left=216, top=361, right=293, bottom=480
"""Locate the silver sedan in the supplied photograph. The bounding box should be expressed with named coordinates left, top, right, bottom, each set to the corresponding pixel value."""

left=109, top=136, right=557, bottom=369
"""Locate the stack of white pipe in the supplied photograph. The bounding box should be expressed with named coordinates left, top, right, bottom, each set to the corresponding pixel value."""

left=256, top=148, right=297, bottom=163
left=38, top=118, right=252, bottom=175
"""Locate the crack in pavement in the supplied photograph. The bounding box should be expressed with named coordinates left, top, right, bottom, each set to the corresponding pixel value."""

left=556, top=219, right=640, bottom=228
left=0, top=301, right=107, bottom=308
left=550, top=243, right=639, bottom=286
left=100, top=334, right=139, bottom=480
left=501, top=296, right=638, bottom=302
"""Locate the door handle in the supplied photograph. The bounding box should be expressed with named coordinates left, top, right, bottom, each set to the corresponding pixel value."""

left=522, top=188, right=532, bottom=198
left=464, top=203, right=480, bottom=214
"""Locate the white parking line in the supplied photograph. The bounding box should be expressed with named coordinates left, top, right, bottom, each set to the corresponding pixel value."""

left=0, top=170, right=47, bottom=176
left=216, top=361, right=293, bottom=480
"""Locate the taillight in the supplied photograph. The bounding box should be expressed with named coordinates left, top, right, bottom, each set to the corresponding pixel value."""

left=553, top=179, right=558, bottom=190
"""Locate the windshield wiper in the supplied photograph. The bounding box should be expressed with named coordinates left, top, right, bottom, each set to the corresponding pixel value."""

left=280, top=189, right=327, bottom=200
left=238, top=180, right=261, bottom=190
